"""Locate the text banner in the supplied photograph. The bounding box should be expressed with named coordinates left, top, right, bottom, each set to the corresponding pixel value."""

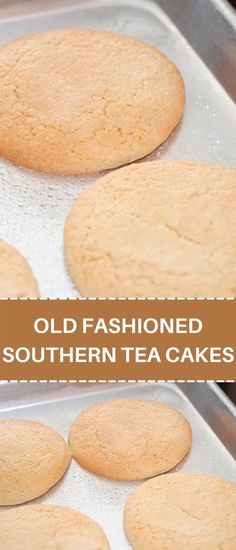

left=0, top=299, right=235, bottom=381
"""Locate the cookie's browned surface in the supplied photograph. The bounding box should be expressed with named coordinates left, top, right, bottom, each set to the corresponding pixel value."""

left=69, top=399, right=192, bottom=480
left=0, top=29, right=184, bottom=174
left=65, top=160, right=236, bottom=297
left=0, top=504, right=110, bottom=549
left=0, top=239, right=39, bottom=298
left=124, top=472, right=236, bottom=550
left=0, top=420, right=71, bottom=505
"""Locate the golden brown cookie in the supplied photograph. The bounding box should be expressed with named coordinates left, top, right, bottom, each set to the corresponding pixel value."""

left=124, top=472, right=236, bottom=550
left=0, top=29, right=184, bottom=174
left=0, top=504, right=110, bottom=549
left=69, top=399, right=192, bottom=480
left=0, top=420, right=71, bottom=505
left=64, top=160, right=236, bottom=297
left=0, top=239, right=39, bottom=298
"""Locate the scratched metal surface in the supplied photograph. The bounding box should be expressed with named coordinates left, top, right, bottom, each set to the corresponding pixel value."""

left=0, top=382, right=235, bottom=549
left=0, top=0, right=235, bottom=297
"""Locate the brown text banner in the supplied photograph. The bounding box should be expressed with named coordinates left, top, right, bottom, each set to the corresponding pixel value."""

left=0, top=299, right=235, bottom=381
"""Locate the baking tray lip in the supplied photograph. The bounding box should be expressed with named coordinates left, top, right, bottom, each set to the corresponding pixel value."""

left=0, top=381, right=184, bottom=411
left=204, top=0, right=236, bottom=28
left=210, top=382, right=236, bottom=417
left=0, top=0, right=157, bottom=25
left=0, top=0, right=234, bottom=30
left=1, top=380, right=234, bottom=410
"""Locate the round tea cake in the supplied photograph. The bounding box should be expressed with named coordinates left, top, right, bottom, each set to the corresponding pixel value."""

left=0, top=29, right=184, bottom=174
left=64, top=160, right=236, bottom=297
left=0, top=238, right=39, bottom=298
left=0, top=504, right=110, bottom=549
left=69, top=399, right=192, bottom=480
left=0, top=420, right=71, bottom=505
left=124, top=472, right=236, bottom=550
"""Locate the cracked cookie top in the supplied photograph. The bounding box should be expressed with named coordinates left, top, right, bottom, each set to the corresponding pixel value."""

left=124, top=471, right=236, bottom=550
left=0, top=419, right=71, bottom=505
left=0, top=504, right=110, bottom=549
left=64, top=160, right=236, bottom=297
left=69, top=398, right=192, bottom=480
left=0, top=29, right=184, bottom=174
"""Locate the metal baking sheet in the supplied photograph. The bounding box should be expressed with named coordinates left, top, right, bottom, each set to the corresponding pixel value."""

left=0, top=0, right=235, bottom=298
left=0, top=382, right=235, bottom=549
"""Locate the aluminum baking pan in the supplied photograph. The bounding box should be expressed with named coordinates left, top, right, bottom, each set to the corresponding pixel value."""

left=0, top=381, right=235, bottom=549
left=0, top=0, right=235, bottom=297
